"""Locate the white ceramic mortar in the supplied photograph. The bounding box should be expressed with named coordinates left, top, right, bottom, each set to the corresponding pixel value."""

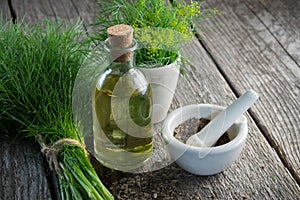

left=162, top=104, right=248, bottom=175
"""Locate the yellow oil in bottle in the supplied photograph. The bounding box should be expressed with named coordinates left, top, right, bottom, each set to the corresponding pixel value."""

left=93, top=66, right=153, bottom=171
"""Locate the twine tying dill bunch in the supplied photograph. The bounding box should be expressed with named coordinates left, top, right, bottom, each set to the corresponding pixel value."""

left=36, top=135, right=88, bottom=174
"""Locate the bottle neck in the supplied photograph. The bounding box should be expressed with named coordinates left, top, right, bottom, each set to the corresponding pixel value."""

left=108, top=52, right=135, bottom=68
left=104, top=38, right=137, bottom=69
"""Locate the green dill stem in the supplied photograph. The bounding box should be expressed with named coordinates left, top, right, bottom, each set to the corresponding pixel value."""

left=64, top=157, right=104, bottom=200
left=58, top=175, right=66, bottom=200
left=82, top=166, right=113, bottom=199
left=69, top=185, right=84, bottom=200
left=72, top=148, right=114, bottom=199
left=59, top=162, right=86, bottom=200
left=59, top=174, right=71, bottom=200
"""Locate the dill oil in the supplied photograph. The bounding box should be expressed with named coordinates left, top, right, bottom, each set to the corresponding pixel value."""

left=92, top=25, right=153, bottom=171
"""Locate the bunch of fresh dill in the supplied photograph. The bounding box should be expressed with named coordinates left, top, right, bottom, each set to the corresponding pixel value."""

left=0, top=20, right=113, bottom=200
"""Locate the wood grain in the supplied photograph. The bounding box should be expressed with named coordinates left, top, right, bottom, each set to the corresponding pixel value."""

left=0, top=140, right=52, bottom=200
left=10, top=0, right=99, bottom=33
left=10, top=0, right=55, bottom=23
left=199, top=0, right=300, bottom=182
left=247, top=0, right=300, bottom=65
left=69, top=0, right=99, bottom=34
left=0, top=0, right=11, bottom=24
left=10, top=0, right=91, bottom=25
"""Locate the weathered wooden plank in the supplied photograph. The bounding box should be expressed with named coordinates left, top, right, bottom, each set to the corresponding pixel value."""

left=10, top=0, right=55, bottom=23
left=10, top=0, right=83, bottom=24
left=47, top=0, right=79, bottom=23
left=10, top=0, right=99, bottom=35
left=0, top=140, right=52, bottom=200
left=198, top=0, right=300, bottom=182
left=246, top=0, right=300, bottom=65
left=0, top=0, right=11, bottom=24
left=69, top=0, right=99, bottom=34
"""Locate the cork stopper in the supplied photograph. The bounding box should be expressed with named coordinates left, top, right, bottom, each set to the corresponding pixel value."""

left=107, top=24, right=134, bottom=62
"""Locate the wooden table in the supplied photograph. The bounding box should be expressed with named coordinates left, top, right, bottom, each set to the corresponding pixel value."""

left=1, top=0, right=299, bottom=199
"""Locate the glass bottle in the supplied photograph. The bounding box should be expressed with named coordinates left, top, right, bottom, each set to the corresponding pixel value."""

left=92, top=25, right=153, bottom=171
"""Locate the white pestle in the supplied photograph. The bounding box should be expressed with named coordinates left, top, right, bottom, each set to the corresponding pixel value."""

left=186, top=90, right=259, bottom=147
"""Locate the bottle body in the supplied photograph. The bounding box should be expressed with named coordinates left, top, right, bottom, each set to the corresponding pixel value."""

left=93, top=62, right=153, bottom=171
